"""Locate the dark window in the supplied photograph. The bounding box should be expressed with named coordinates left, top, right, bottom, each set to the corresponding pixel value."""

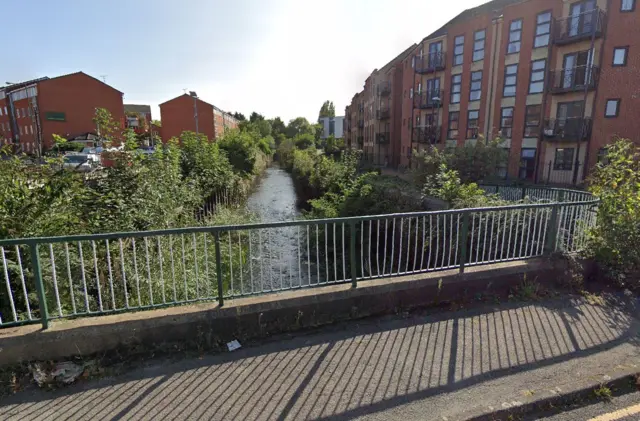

left=453, top=35, right=464, bottom=66
left=524, top=105, right=541, bottom=137
left=467, top=110, right=479, bottom=138
left=500, top=107, right=514, bottom=138
left=470, top=71, right=482, bottom=101
left=605, top=99, right=621, bottom=117
left=529, top=59, right=546, bottom=93
left=622, top=0, right=636, bottom=12
left=613, top=47, right=629, bottom=66
left=534, top=12, right=552, bottom=48
left=329, top=119, right=335, bottom=135
left=597, top=147, right=609, bottom=164
left=503, top=64, right=518, bottom=97
left=520, top=148, right=536, bottom=180
left=554, top=148, right=575, bottom=171
left=447, top=112, right=459, bottom=139
left=473, top=30, right=486, bottom=61
left=451, top=74, right=462, bottom=104
left=507, top=19, right=523, bottom=54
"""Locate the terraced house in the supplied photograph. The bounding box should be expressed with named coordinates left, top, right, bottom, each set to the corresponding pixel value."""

left=346, top=0, right=639, bottom=184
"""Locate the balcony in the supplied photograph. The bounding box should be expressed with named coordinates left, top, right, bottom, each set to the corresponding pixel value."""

left=414, top=52, right=446, bottom=74
left=553, top=8, right=605, bottom=45
left=413, top=90, right=443, bottom=109
left=376, top=132, right=390, bottom=144
left=357, top=119, right=364, bottom=128
left=548, top=66, right=599, bottom=94
left=543, top=118, right=592, bottom=141
left=377, top=81, right=391, bottom=96
left=376, top=108, right=390, bottom=120
left=413, top=126, right=441, bottom=144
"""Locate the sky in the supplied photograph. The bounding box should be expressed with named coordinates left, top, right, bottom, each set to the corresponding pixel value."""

left=2, top=0, right=488, bottom=123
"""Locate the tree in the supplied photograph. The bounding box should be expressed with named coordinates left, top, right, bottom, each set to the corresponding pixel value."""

left=294, top=133, right=315, bottom=150
left=151, top=119, right=162, bottom=127
left=286, top=117, right=315, bottom=138
left=270, top=117, right=287, bottom=137
left=318, top=101, right=336, bottom=119
left=93, top=108, right=121, bottom=146
left=232, top=112, right=246, bottom=121
left=249, top=112, right=265, bottom=123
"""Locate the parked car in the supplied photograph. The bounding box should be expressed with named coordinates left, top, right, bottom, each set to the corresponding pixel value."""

left=63, top=154, right=93, bottom=172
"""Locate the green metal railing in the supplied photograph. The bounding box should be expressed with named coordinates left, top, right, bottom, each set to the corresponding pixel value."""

left=0, top=186, right=598, bottom=329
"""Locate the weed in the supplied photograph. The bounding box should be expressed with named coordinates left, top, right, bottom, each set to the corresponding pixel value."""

left=512, top=275, right=542, bottom=301
left=594, top=384, right=612, bottom=401
left=581, top=290, right=605, bottom=306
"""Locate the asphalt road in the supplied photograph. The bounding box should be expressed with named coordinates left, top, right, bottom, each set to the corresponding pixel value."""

left=530, top=391, right=640, bottom=421
left=1, top=297, right=639, bottom=420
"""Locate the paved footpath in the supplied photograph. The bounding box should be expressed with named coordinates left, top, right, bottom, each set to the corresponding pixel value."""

left=1, top=297, right=639, bottom=420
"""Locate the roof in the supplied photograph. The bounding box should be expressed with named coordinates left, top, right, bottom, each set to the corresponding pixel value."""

left=47, top=72, right=124, bottom=94
left=422, top=0, right=525, bottom=42
left=378, top=43, right=418, bottom=74
left=1, top=77, right=49, bottom=93
left=159, top=93, right=213, bottom=108
left=124, top=104, right=152, bottom=114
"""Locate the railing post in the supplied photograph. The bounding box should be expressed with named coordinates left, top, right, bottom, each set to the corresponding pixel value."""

left=214, top=231, right=223, bottom=307
left=29, top=242, right=49, bottom=329
left=459, top=212, right=470, bottom=274
left=546, top=204, right=560, bottom=254
left=521, top=186, right=527, bottom=201
left=350, top=221, right=357, bottom=288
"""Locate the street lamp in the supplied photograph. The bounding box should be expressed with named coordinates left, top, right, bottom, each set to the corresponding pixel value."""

left=189, top=91, right=199, bottom=134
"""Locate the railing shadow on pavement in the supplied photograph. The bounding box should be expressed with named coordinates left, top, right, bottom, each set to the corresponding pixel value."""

left=1, top=295, right=638, bottom=421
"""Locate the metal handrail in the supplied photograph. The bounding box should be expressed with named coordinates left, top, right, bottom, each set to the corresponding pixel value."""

left=0, top=185, right=597, bottom=329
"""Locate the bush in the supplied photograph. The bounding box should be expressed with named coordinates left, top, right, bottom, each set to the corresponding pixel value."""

left=586, top=139, right=640, bottom=289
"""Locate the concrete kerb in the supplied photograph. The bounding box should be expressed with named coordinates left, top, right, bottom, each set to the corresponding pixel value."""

left=0, top=258, right=562, bottom=367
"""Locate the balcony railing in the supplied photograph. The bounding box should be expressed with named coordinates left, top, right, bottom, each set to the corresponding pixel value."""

left=377, top=82, right=391, bottom=96
left=376, top=132, right=390, bottom=144
left=414, top=52, right=446, bottom=74
left=543, top=118, right=592, bottom=141
left=548, top=66, right=599, bottom=94
left=554, top=8, right=606, bottom=45
left=413, top=126, right=441, bottom=144
left=376, top=108, right=390, bottom=120
left=413, top=90, right=443, bottom=109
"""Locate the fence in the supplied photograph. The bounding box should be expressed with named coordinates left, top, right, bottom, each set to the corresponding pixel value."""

left=0, top=186, right=598, bottom=329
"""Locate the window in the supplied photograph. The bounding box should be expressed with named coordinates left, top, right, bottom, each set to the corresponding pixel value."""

left=447, top=112, right=459, bottom=139
left=507, top=19, right=523, bottom=54
left=529, top=59, right=546, bottom=93
left=520, top=149, right=536, bottom=180
left=470, top=71, right=482, bottom=101
left=19, top=126, right=22, bottom=135
left=410, top=88, right=413, bottom=99
left=622, top=0, right=636, bottom=11
left=451, top=74, right=462, bottom=103
left=554, top=148, right=575, bottom=171
left=453, top=35, right=464, bottom=66
left=3, top=107, right=7, bottom=115
left=467, top=110, right=479, bottom=138
left=27, top=107, right=32, bottom=117
left=534, top=12, right=552, bottom=48
left=473, top=30, right=486, bottom=61
left=411, top=56, right=415, bottom=68
left=30, top=125, right=33, bottom=135
left=605, top=99, right=621, bottom=117
left=613, top=47, right=629, bottom=66
left=524, top=105, right=541, bottom=137
left=500, top=107, right=514, bottom=138
left=0, top=107, right=2, bottom=116
left=503, top=64, right=518, bottom=97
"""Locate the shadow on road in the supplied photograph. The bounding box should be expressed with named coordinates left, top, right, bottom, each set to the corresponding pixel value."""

left=1, top=297, right=638, bottom=420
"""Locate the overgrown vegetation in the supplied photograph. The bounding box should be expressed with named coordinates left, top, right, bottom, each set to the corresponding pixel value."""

left=586, top=138, right=640, bottom=290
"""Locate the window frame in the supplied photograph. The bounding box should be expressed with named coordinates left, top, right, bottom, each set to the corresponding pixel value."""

left=553, top=148, right=575, bottom=171
left=467, top=110, right=480, bottom=139
left=450, top=74, right=462, bottom=104
left=507, top=19, right=523, bottom=54
left=621, top=0, right=636, bottom=12
left=500, top=107, right=514, bottom=138
left=528, top=59, right=547, bottom=94
left=469, top=70, right=483, bottom=102
left=447, top=111, right=460, bottom=139
left=453, top=35, right=465, bottom=66
left=473, top=30, right=486, bottom=62
left=612, top=46, right=629, bottom=67
left=503, top=64, right=518, bottom=97
left=605, top=99, right=621, bottom=118
left=534, top=11, right=552, bottom=48
left=524, top=105, right=542, bottom=137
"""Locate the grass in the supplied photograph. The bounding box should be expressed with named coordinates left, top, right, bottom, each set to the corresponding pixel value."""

left=511, top=275, right=543, bottom=301
left=593, top=384, right=613, bottom=401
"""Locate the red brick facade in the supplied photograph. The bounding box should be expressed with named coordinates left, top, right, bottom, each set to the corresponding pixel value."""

left=346, top=0, right=639, bottom=185
left=159, top=94, right=215, bottom=142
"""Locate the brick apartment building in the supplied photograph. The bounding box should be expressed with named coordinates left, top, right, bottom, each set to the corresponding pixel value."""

left=160, top=94, right=239, bottom=143
left=0, top=72, right=124, bottom=154
left=124, top=104, right=152, bottom=133
left=346, top=0, right=639, bottom=184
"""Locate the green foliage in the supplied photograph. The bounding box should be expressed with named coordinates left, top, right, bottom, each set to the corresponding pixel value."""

left=318, top=100, right=336, bottom=118
left=286, top=117, right=315, bottom=138
left=270, top=117, right=286, bottom=137
left=423, top=164, right=497, bottom=209
left=413, top=138, right=508, bottom=185
left=151, top=119, right=162, bottom=127
left=294, top=133, right=315, bottom=150
left=217, top=129, right=270, bottom=176
left=232, top=112, right=246, bottom=121
left=92, top=108, right=121, bottom=146
left=586, top=139, right=640, bottom=289
left=249, top=112, right=264, bottom=122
